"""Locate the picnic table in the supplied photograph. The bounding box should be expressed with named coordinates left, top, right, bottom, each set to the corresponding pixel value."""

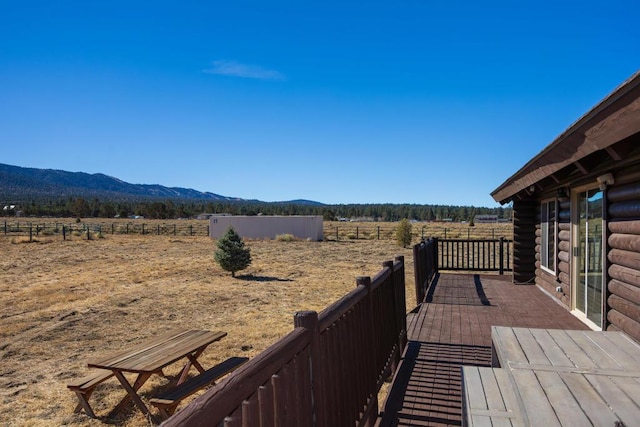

left=462, top=326, right=640, bottom=426
left=87, top=328, right=227, bottom=417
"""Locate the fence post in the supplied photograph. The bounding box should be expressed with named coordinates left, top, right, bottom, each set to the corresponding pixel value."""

left=142, top=223, right=146, bottom=235
left=189, top=225, right=193, bottom=236
left=377, top=226, right=380, bottom=240
left=293, top=311, right=323, bottom=427
left=157, top=224, right=160, bottom=235
left=63, top=225, right=66, bottom=241
left=356, top=226, right=359, bottom=239
left=499, top=237, right=504, bottom=275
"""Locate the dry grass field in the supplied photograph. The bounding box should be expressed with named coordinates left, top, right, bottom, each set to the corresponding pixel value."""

left=0, top=220, right=511, bottom=426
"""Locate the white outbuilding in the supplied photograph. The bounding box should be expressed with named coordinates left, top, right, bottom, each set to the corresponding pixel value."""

left=210, top=215, right=323, bottom=241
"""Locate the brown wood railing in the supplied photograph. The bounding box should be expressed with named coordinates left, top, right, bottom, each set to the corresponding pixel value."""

left=163, top=256, right=407, bottom=427
left=438, top=238, right=512, bottom=274
left=413, top=237, right=513, bottom=304
left=413, top=237, right=438, bottom=305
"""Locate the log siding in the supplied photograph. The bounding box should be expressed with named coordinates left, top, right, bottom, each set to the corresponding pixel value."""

left=607, top=174, right=640, bottom=341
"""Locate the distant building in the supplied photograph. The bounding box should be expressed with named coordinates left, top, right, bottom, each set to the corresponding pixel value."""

left=196, top=213, right=232, bottom=220
left=210, top=215, right=323, bottom=241
left=474, top=214, right=498, bottom=223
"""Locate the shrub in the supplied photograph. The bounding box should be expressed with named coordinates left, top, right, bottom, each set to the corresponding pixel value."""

left=214, top=227, right=252, bottom=277
left=396, top=219, right=413, bottom=248
left=275, top=233, right=295, bottom=242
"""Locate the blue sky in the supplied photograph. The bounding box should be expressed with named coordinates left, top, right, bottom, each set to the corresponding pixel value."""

left=1, top=1, right=638, bottom=207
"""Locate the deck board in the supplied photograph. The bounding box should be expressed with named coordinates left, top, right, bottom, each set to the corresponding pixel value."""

left=379, top=273, right=589, bottom=427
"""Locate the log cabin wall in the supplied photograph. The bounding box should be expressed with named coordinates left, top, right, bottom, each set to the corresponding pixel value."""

left=513, top=200, right=536, bottom=284
left=534, top=198, right=572, bottom=307
left=606, top=165, right=640, bottom=342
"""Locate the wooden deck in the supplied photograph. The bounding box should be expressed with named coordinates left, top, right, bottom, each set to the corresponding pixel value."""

left=378, top=273, right=590, bottom=426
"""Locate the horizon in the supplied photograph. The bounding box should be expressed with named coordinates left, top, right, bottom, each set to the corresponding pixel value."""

left=1, top=2, right=638, bottom=206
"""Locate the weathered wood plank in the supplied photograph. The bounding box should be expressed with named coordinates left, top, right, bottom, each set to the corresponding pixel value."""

left=559, top=372, right=620, bottom=426
left=545, top=329, right=597, bottom=368
left=585, top=330, right=640, bottom=369
left=585, top=373, right=640, bottom=422
left=510, top=369, right=558, bottom=425
left=567, top=330, right=621, bottom=369
left=462, top=367, right=522, bottom=427
left=535, top=370, right=591, bottom=426
left=512, top=328, right=549, bottom=365
left=528, top=329, right=573, bottom=367
left=491, top=326, right=528, bottom=368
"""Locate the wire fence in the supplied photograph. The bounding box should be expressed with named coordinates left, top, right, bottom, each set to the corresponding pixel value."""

left=2, top=219, right=513, bottom=242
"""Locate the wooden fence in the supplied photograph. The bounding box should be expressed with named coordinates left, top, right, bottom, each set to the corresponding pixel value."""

left=163, top=256, right=407, bottom=427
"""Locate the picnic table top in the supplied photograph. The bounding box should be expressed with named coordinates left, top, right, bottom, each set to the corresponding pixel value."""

left=489, top=326, right=640, bottom=426
left=88, top=329, right=227, bottom=374
left=492, top=326, right=640, bottom=374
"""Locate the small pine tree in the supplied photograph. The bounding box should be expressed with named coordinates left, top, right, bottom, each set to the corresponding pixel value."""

left=396, top=218, right=413, bottom=248
left=214, top=227, right=252, bottom=277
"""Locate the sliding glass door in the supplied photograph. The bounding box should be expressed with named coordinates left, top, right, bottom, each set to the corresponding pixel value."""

left=574, top=188, right=604, bottom=328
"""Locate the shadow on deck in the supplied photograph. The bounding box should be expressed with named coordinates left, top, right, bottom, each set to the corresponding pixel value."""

left=378, top=273, right=589, bottom=427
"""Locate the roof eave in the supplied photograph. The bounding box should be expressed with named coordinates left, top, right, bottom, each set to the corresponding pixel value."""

left=491, top=71, right=640, bottom=205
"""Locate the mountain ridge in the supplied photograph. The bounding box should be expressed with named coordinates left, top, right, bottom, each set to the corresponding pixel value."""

left=0, top=163, right=323, bottom=205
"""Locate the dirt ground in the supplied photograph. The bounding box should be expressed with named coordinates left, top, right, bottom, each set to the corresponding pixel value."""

left=0, top=232, right=417, bottom=426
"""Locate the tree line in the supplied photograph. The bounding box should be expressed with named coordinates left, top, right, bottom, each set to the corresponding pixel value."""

left=3, top=197, right=512, bottom=222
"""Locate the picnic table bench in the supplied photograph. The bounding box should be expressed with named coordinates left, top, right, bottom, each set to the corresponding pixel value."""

left=150, top=356, right=248, bottom=420
left=462, top=326, right=640, bottom=426
left=68, top=329, right=228, bottom=418
left=67, top=369, right=115, bottom=418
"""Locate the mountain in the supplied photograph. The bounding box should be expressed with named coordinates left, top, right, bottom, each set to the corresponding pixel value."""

left=0, top=163, right=313, bottom=204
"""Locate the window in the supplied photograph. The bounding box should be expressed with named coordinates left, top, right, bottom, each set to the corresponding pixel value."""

left=541, top=200, right=556, bottom=273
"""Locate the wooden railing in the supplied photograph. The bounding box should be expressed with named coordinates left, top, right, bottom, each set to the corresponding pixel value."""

left=413, top=237, right=513, bottom=304
left=413, top=237, right=438, bottom=305
left=163, top=256, right=407, bottom=427
left=438, top=238, right=512, bottom=274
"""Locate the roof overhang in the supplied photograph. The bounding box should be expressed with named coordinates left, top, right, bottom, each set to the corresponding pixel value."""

left=491, top=71, right=640, bottom=205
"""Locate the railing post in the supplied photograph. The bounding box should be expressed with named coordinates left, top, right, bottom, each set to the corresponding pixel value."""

left=394, top=255, right=407, bottom=350
left=499, top=237, right=504, bottom=275
left=356, top=275, right=378, bottom=427
left=294, top=311, right=323, bottom=427
left=433, top=237, right=439, bottom=274
left=413, top=243, right=424, bottom=305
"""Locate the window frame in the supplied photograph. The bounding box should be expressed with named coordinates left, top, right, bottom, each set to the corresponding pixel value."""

left=540, top=199, right=557, bottom=275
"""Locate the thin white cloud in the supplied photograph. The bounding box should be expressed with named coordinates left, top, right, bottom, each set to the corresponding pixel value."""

left=203, top=60, right=286, bottom=81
